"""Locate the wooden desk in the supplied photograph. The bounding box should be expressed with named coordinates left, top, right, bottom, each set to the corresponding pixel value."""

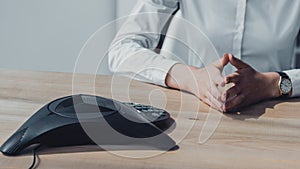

left=0, top=68, right=300, bottom=169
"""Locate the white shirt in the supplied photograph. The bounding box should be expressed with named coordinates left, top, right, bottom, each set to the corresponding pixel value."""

left=109, top=0, right=300, bottom=97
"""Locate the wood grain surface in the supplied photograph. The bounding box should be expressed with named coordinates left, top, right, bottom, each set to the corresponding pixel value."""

left=0, top=68, right=299, bottom=169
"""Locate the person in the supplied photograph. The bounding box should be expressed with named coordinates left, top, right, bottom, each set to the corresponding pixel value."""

left=108, top=0, right=300, bottom=112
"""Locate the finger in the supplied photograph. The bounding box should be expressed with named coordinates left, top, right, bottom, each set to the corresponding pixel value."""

left=221, top=53, right=230, bottom=68
left=225, top=85, right=241, bottom=101
left=214, top=53, right=230, bottom=69
left=225, top=72, right=240, bottom=84
left=202, top=97, right=212, bottom=108
left=228, top=54, right=249, bottom=70
left=219, top=76, right=227, bottom=87
left=223, top=94, right=245, bottom=112
left=205, top=91, right=223, bottom=112
left=203, top=97, right=222, bottom=112
left=201, top=95, right=214, bottom=109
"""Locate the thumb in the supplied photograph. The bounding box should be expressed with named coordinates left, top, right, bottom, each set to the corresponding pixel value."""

left=214, top=53, right=229, bottom=69
left=228, top=53, right=249, bottom=69
left=221, top=53, right=230, bottom=68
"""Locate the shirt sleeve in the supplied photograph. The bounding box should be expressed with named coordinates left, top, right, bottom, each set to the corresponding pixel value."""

left=108, top=0, right=180, bottom=86
left=283, top=69, right=300, bottom=97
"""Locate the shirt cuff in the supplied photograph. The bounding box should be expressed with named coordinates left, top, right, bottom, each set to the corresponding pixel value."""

left=283, top=69, right=300, bottom=97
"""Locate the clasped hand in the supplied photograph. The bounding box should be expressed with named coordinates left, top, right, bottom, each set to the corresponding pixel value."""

left=166, top=53, right=280, bottom=112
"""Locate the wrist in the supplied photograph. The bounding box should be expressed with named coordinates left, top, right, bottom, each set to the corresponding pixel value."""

left=262, top=72, right=281, bottom=98
left=166, top=63, right=186, bottom=90
left=165, top=64, right=197, bottom=92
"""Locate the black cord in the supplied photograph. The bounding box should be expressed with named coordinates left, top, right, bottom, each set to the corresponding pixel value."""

left=28, top=145, right=41, bottom=169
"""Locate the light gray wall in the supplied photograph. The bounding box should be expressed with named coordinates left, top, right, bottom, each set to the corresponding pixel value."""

left=116, top=0, right=137, bottom=18
left=0, top=0, right=136, bottom=74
